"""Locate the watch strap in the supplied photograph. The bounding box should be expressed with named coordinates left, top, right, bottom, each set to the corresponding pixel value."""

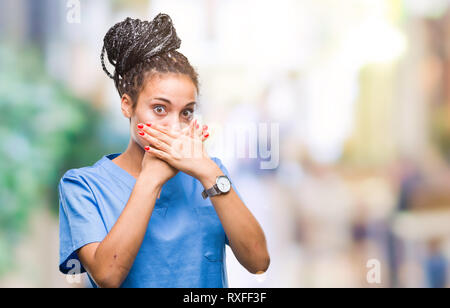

left=202, top=184, right=221, bottom=199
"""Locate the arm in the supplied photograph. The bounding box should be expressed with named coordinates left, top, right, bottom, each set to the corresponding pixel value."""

left=76, top=171, right=163, bottom=288
left=198, top=160, right=270, bottom=274
left=139, top=121, right=270, bottom=274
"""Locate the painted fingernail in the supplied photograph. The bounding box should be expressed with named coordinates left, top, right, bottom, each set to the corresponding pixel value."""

left=146, top=123, right=152, bottom=127
left=196, top=123, right=199, bottom=129
left=137, top=124, right=144, bottom=129
left=145, top=146, right=150, bottom=151
left=138, top=131, right=145, bottom=136
left=202, top=125, right=208, bottom=131
left=204, top=133, right=209, bottom=138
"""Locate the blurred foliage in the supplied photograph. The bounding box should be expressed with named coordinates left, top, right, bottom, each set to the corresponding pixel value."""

left=0, top=42, right=105, bottom=276
left=431, top=105, right=450, bottom=163
left=111, top=0, right=149, bottom=11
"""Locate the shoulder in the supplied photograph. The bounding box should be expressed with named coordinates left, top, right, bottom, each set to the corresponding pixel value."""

left=60, top=166, right=98, bottom=185
left=58, top=168, right=96, bottom=204
left=58, top=164, right=104, bottom=209
left=58, top=157, right=107, bottom=191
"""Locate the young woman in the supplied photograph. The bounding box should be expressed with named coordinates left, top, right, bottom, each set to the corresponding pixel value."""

left=58, top=13, right=270, bottom=288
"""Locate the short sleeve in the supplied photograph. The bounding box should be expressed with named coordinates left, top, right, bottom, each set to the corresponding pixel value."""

left=58, top=171, right=108, bottom=274
left=211, top=157, right=243, bottom=247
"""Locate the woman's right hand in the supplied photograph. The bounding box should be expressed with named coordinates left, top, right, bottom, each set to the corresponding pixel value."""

left=137, top=124, right=178, bottom=188
left=138, top=120, right=209, bottom=187
left=140, top=150, right=178, bottom=186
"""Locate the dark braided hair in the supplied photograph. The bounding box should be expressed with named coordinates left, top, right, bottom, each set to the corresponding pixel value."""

left=101, top=13, right=199, bottom=108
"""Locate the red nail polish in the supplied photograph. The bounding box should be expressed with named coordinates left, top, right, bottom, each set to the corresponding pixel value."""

left=146, top=123, right=152, bottom=127
left=138, top=131, right=145, bottom=136
left=137, top=124, right=144, bottom=129
left=145, top=146, right=150, bottom=151
left=204, top=133, right=209, bottom=138
left=196, top=124, right=199, bottom=129
left=202, top=125, right=208, bottom=131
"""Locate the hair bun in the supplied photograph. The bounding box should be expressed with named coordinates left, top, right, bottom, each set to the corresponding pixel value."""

left=101, top=13, right=181, bottom=80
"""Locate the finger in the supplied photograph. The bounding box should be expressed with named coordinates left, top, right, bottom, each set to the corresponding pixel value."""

left=194, top=121, right=203, bottom=139
left=138, top=123, right=174, bottom=146
left=202, top=130, right=210, bottom=142
left=180, top=122, right=191, bottom=136
left=144, top=145, right=171, bottom=163
left=190, top=119, right=196, bottom=138
left=197, top=124, right=207, bottom=138
left=138, top=129, right=172, bottom=153
left=146, top=122, right=179, bottom=138
left=181, top=121, right=207, bottom=141
left=143, top=123, right=178, bottom=139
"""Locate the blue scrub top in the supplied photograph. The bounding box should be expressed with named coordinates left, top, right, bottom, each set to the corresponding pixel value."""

left=58, top=153, right=240, bottom=288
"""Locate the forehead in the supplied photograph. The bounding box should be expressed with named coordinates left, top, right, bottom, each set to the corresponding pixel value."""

left=140, top=73, right=197, bottom=101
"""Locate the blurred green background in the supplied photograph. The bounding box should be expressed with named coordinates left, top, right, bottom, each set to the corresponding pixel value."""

left=0, top=43, right=104, bottom=276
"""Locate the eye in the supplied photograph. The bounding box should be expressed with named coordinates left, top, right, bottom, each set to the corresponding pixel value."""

left=153, top=105, right=167, bottom=116
left=181, top=108, right=194, bottom=120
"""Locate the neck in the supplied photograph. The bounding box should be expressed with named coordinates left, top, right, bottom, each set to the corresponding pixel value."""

left=115, top=138, right=145, bottom=179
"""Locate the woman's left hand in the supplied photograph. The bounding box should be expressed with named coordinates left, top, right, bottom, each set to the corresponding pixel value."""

left=137, top=120, right=218, bottom=180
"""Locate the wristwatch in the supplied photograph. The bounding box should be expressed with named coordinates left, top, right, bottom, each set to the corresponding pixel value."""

left=202, top=175, right=232, bottom=199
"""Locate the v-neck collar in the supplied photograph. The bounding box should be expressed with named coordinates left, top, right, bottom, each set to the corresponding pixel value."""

left=98, top=153, right=137, bottom=191
left=97, top=153, right=185, bottom=204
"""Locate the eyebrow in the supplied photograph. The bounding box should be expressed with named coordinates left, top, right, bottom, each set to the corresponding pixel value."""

left=152, top=97, right=196, bottom=107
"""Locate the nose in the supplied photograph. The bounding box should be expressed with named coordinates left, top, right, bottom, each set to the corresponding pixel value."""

left=160, top=115, right=182, bottom=133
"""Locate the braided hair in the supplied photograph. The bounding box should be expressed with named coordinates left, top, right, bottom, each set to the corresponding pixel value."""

left=101, top=13, right=199, bottom=108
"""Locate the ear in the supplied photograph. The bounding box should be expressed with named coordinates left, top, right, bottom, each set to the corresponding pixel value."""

left=121, top=94, right=134, bottom=119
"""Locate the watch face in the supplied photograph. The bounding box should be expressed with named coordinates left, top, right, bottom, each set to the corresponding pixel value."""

left=216, top=176, right=231, bottom=193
